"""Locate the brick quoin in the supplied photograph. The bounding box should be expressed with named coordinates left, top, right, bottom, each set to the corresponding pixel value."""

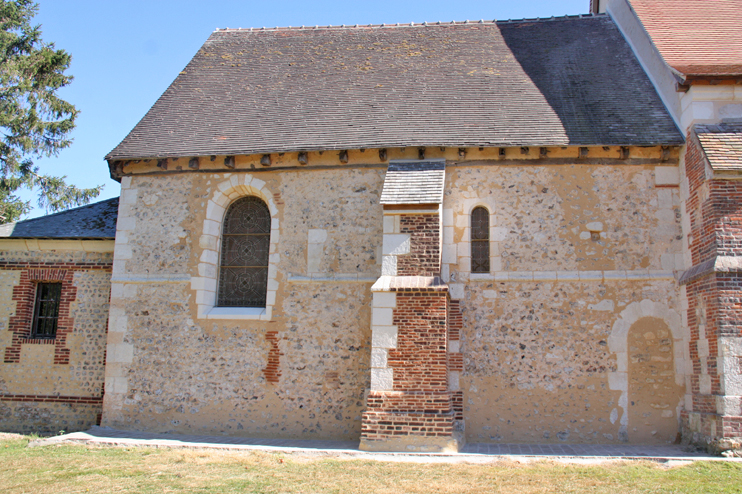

left=682, top=129, right=742, bottom=444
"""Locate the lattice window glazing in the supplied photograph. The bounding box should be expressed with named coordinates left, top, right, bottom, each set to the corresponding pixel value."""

left=218, top=196, right=271, bottom=307
left=471, top=207, right=490, bottom=273
left=32, top=282, right=62, bottom=338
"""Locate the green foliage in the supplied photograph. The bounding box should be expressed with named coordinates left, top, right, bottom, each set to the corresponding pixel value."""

left=0, top=0, right=101, bottom=224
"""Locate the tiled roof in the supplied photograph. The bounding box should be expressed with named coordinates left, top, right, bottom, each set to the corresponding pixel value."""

left=107, top=15, right=682, bottom=160
left=695, top=123, right=742, bottom=172
left=380, top=162, right=445, bottom=204
left=0, top=198, right=119, bottom=239
left=630, top=0, right=742, bottom=76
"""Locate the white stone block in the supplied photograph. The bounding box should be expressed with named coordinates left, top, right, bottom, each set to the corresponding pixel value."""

left=660, top=253, right=676, bottom=271
left=373, top=292, right=396, bottom=308
left=113, top=244, right=132, bottom=260
left=308, top=228, right=327, bottom=244
left=700, top=374, right=712, bottom=395
left=206, top=201, right=225, bottom=222
left=307, top=243, right=323, bottom=273
left=717, top=396, right=742, bottom=416
left=458, top=242, right=470, bottom=258
left=381, top=255, right=397, bottom=276
left=190, top=277, right=205, bottom=291
left=490, top=256, right=502, bottom=272
left=442, top=226, right=454, bottom=245
left=382, top=234, right=411, bottom=255
left=449, top=340, right=460, bottom=352
left=217, top=179, right=232, bottom=193
left=442, top=244, right=457, bottom=264
left=371, top=325, right=398, bottom=348
left=372, top=308, right=394, bottom=326
left=586, top=222, right=603, bottom=232
left=271, top=218, right=279, bottom=230
left=200, top=249, right=218, bottom=265
left=608, top=372, right=627, bottom=391
left=116, top=216, right=136, bottom=232
left=198, top=263, right=216, bottom=278
left=203, top=219, right=220, bottom=237
left=122, top=284, right=138, bottom=299
left=442, top=208, right=454, bottom=226
left=694, top=86, right=735, bottom=101
left=120, top=176, right=133, bottom=189
left=196, top=289, right=216, bottom=305
left=449, top=283, right=465, bottom=300
left=449, top=371, right=460, bottom=391
left=370, top=368, right=393, bottom=390
left=383, top=215, right=395, bottom=233
left=120, top=188, right=139, bottom=205
left=697, top=339, right=709, bottom=358
left=655, top=166, right=680, bottom=186
left=251, top=178, right=265, bottom=190
left=691, top=101, right=715, bottom=119
left=199, top=235, right=217, bottom=250
left=579, top=231, right=591, bottom=240
left=265, top=290, right=276, bottom=306
left=579, top=271, right=602, bottom=281
left=370, top=348, right=388, bottom=368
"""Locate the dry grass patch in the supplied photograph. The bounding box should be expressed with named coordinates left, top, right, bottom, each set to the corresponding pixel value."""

left=1, top=436, right=740, bottom=493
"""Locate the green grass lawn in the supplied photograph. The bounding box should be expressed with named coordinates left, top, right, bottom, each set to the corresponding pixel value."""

left=1, top=435, right=740, bottom=493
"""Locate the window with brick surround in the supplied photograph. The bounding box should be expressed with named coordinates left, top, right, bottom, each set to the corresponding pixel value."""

left=31, top=282, right=62, bottom=339
left=217, top=196, right=271, bottom=307
left=471, top=206, right=490, bottom=273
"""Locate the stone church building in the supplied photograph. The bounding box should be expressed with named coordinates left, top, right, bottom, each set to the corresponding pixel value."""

left=1, top=0, right=740, bottom=453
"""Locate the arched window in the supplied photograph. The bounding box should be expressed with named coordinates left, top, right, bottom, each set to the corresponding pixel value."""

left=471, top=207, right=490, bottom=273
left=218, top=196, right=271, bottom=307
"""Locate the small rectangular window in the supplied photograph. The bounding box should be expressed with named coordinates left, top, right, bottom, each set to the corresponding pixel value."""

left=31, top=283, right=62, bottom=338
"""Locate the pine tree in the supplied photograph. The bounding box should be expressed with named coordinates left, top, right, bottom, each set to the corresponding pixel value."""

left=0, top=0, right=100, bottom=224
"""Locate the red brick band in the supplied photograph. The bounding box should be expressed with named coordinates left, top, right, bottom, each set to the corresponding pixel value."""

left=0, top=394, right=103, bottom=404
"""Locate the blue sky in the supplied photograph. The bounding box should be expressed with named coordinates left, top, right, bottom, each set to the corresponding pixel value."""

left=26, top=0, right=587, bottom=219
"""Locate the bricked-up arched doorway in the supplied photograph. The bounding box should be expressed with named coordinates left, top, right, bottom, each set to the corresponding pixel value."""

left=627, top=317, right=685, bottom=443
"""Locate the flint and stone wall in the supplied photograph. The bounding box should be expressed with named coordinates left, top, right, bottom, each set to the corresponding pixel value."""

left=104, top=148, right=689, bottom=444
left=0, top=242, right=113, bottom=434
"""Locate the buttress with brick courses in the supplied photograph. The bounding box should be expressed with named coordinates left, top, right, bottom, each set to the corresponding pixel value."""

left=1, top=2, right=742, bottom=454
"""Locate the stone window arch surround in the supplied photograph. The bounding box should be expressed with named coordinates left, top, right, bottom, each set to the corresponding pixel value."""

left=607, top=300, right=688, bottom=441
left=193, top=174, right=280, bottom=320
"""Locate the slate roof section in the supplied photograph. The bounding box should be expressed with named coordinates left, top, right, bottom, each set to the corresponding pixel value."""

left=107, top=15, right=682, bottom=161
left=695, top=123, right=742, bottom=172
left=380, top=162, right=445, bottom=205
left=630, top=0, right=742, bottom=76
left=0, top=198, right=119, bottom=239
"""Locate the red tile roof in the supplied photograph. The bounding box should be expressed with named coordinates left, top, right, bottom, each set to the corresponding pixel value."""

left=695, top=123, right=742, bottom=172
left=630, top=0, right=742, bottom=76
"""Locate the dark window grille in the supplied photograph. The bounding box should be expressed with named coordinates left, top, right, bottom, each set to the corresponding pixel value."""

left=218, top=196, right=271, bottom=307
left=471, top=207, right=490, bottom=273
left=31, top=282, right=62, bottom=338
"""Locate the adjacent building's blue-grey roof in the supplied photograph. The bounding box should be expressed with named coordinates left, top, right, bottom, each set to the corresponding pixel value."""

left=106, top=14, right=683, bottom=161
left=0, top=198, right=119, bottom=239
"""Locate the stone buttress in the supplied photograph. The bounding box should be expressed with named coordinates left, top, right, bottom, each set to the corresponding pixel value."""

left=360, top=161, right=464, bottom=452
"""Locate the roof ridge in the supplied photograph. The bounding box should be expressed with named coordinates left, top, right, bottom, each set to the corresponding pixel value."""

left=213, top=13, right=606, bottom=33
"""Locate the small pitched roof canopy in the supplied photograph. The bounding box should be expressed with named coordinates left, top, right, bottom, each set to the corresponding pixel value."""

left=695, top=123, right=742, bottom=173
left=380, top=162, right=445, bottom=205
left=107, top=14, right=682, bottom=161
left=0, top=198, right=119, bottom=239
left=629, top=0, right=742, bottom=77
